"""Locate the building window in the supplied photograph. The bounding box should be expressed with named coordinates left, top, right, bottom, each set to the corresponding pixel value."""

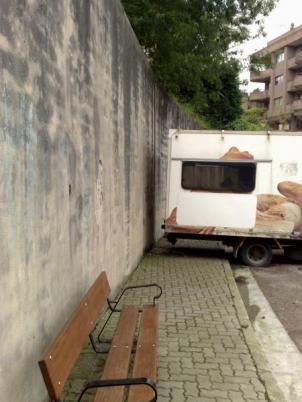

left=296, top=68, right=302, bottom=76
left=274, top=97, right=283, bottom=107
left=294, top=93, right=302, bottom=100
left=181, top=161, right=256, bottom=193
left=276, top=50, right=285, bottom=63
left=274, top=74, right=284, bottom=85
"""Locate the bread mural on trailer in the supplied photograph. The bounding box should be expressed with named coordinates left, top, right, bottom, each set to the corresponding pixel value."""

left=220, top=146, right=254, bottom=161
left=278, top=181, right=302, bottom=207
left=221, top=147, right=302, bottom=232
left=165, top=147, right=302, bottom=235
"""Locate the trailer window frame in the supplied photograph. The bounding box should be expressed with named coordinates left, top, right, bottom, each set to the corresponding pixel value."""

left=181, top=160, right=257, bottom=194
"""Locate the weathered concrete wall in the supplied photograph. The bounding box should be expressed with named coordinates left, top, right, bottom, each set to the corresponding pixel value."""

left=0, top=1, right=198, bottom=401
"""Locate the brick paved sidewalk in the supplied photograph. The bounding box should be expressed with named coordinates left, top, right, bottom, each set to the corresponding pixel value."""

left=62, top=241, right=284, bottom=402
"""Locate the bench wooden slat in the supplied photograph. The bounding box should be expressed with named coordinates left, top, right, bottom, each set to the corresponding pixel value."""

left=39, top=272, right=110, bottom=401
left=94, top=305, right=139, bottom=402
left=128, top=304, right=159, bottom=402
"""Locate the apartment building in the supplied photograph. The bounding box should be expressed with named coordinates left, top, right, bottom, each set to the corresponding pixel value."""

left=250, top=24, right=302, bottom=130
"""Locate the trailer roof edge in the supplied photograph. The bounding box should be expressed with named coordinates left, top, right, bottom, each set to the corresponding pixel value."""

left=169, top=130, right=302, bottom=136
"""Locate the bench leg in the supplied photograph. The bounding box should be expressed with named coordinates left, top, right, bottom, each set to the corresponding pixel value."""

left=77, top=377, right=157, bottom=402
left=89, top=334, right=109, bottom=354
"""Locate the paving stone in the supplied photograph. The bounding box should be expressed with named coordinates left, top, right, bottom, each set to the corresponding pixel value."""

left=248, top=399, right=267, bottom=402
left=209, top=370, right=224, bottom=383
left=235, top=369, right=259, bottom=378
left=220, top=364, right=234, bottom=376
left=168, top=362, right=182, bottom=375
left=240, top=384, right=259, bottom=399
left=182, top=357, right=194, bottom=369
left=171, top=388, right=185, bottom=401
left=158, top=367, right=170, bottom=380
left=199, top=363, right=220, bottom=370
left=157, top=397, right=170, bottom=402
left=213, top=382, right=241, bottom=392
left=200, top=388, right=229, bottom=398
left=184, top=368, right=208, bottom=376
left=159, top=380, right=184, bottom=390
left=256, top=392, right=267, bottom=401
left=229, top=390, right=246, bottom=401
left=197, top=374, right=212, bottom=389
left=225, top=375, right=251, bottom=384
left=250, top=378, right=266, bottom=392
left=184, top=381, right=199, bottom=397
left=157, top=386, right=170, bottom=397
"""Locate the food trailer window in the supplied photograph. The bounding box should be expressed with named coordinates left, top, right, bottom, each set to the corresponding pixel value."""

left=181, top=161, right=256, bottom=193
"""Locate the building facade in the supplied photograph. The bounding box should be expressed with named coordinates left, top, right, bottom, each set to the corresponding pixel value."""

left=250, top=25, right=302, bottom=131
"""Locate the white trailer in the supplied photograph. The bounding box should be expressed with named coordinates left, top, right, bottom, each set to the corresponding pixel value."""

left=163, top=129, right=302, bottom=266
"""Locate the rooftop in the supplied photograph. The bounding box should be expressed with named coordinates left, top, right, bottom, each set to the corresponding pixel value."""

left=253, top=24, right=302, bottom=56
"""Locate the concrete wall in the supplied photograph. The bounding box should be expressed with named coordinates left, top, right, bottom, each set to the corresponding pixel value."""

left=0, top=0, right=198, bottom=401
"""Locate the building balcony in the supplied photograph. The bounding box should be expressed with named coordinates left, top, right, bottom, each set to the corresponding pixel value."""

left=288, top=57, right=296, bottom=69
left=250, top=69, right=272, bottom=83
left=287, top=75, right=302, bottom=92
left=292, top=99, right=302, bottom=113
left=288, top=51, right=302, bottom=70
left=249, top=89, right=270, bottom=101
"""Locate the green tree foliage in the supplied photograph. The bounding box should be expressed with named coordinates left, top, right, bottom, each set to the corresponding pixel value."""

left=228, top=108, right=269, bottom=131
left=250, top=52, right=273, bottom=73
left=204, top=61, right=242, bottom=128
left=121, top=0, right=277, bottom=128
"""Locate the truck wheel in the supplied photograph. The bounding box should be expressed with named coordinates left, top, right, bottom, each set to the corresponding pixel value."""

left=240, top=241, right=272, bottom=267
left=284, top=246, right=302, bottom=261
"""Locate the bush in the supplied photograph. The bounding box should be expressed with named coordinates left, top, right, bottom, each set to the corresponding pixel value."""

left=228, top=108, right=269, bottom=131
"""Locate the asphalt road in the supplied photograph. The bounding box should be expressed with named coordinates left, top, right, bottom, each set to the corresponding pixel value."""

left=234, top=252, right=302, bottom=354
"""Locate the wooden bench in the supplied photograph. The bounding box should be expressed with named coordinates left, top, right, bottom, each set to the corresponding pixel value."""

left=39, top=272, right=161, bottom=402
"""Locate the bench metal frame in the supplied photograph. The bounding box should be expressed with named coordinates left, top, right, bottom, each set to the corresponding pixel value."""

left=96, top=283, right=162, bottom=344
left=78, top=377, right=157, bottom=402
left=84, top=283, right=162, bottom=400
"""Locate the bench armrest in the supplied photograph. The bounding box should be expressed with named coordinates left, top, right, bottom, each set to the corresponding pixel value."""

left=98, top=284, right=162, bottom=343
left=77, top=377, right=157, bottom=402
left=108, top=284, right=163, bottom=312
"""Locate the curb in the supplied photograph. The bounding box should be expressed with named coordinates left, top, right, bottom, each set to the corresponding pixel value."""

left=222, top=260, right=286, bottom=402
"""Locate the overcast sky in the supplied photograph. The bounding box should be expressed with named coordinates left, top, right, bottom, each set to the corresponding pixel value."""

left=238, top=0, right=302, bottom=93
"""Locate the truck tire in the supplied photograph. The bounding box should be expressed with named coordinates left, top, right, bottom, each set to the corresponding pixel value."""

left=284, top=246, right=302, bottom=261
left=240, top=241, right=272, bottom=267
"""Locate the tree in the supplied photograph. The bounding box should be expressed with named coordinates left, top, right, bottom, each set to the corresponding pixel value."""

left=250, top=52, right=273, bottom=73
left=122, top=0, right=277, bottom=128
left=203, top=61, right=242, bottom=128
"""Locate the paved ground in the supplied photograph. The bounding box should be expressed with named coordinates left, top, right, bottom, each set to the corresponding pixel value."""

left=62, top=240, right=283, bottom=402
left=235, top=254, right=302, bottom=353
